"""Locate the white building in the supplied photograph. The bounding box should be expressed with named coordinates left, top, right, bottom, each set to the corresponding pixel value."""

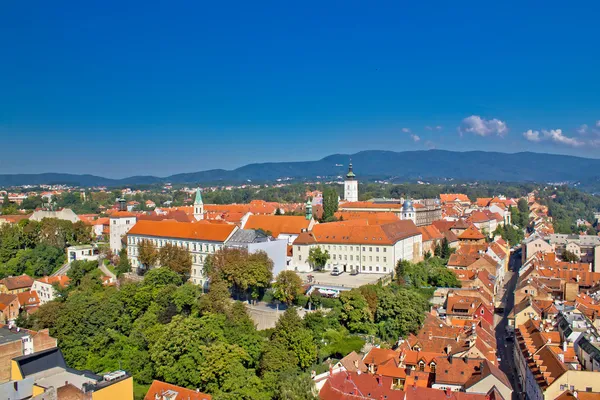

left=344, top=163, right=358, bottom=202
left=109, top=211, right=137, bottom=253
left=242, top=214, right=315, bottom=245
left=126, top=220, right=238, bottom=289
left=292, top=219, right=422, bottom=273
left=29, top=208, right=80, bottom=223
left=66, top=244, right=99, bottom=263
left=32, top=276, right=70, bottom=305
left=193, top=188, right=204, bottom=221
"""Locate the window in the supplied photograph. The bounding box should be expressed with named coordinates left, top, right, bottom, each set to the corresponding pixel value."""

left=298, top=246, right=301, bottom=251
left=344, top=255, right=347, bottom=260
left=369, top=247, right=373, bottom=252
left=363, top=256, right=366, bottom=261
left=369, top=266, right=372, bottom=271
left=350, top=255, right=353, bottom=261
left=383, top=248, right=387, bottom=252
left=362, top=266, right=366, bottom=271
left=418, top=361, right=425, bottom=372
left=298, top=255, right=302, bottom=261
left=383, top=267, right=387, bottom=272
left=193, top=243, right=197, bottom=251
left=362, top=247, right=366, bottom=251
left=376, top=266, right=379, bottom=272
left=383, top=257, right=387, bottom=262
left=126, top=220, right=130, bottom=225
left=369, top=256, right=372, bottom=261
left=376, top=247, right=379, bottom=252
left=430, top=363, right=436, bottom=373
left=376, top=256, right=379, bottom=262
left=333, top=254, right=336, bottom=260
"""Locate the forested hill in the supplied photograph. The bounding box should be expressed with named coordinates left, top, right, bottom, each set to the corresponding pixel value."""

left=2, top=150, right=600, bottom=187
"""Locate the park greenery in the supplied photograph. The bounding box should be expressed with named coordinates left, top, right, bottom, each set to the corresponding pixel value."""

left=0, top=219, right=91, bottom=278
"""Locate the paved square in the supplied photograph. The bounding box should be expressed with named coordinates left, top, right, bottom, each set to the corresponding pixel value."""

left=297, top=271, right=389, bottom=289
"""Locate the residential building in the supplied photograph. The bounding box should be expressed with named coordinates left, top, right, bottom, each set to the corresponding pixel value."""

left=292, top=219, right=422, bottom=273
left=338, top=199, right=442, bottom=227
left=0, top=325, right=57, bottom=383
left=32, top=276, right=70, bottom=305
left=127, top=220, right=238, bottom=289
left=548, top=234, right=600, bottom=269
left=0, top=275, right=34, bottom=294
left=66, top=244, right=99, bottom=262
left=29, top=208, right=80, bottom=223
left=10, top=347, right=133, bottom=399
left=225, top=229, right=288, bottom=276
left=0, top=294, right=20, bottom=323
left=242, top=214, right=315, bottom=244
left=144, top=380, right=211, bottom=400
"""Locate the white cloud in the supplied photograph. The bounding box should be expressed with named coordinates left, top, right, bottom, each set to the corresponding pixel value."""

left=596, top=120, right=600, bottom=128
left=523, top=128, right=584, bottom=147
left=410, top=134, right=420, bottom=142
left=543, top=129, right=584, bottom=147
left=435, top=125, right=442, bottom=130
left=402, top=128, right=411, bottom=133
left=424, top=140, right=436, bottom=149
left=459, top=115, right=508, bottom=137
left=523, top=130, right=541, bottom=142
left=425, top=125, right=443, bottom=131
left=577, top=124, right=588, bottom=135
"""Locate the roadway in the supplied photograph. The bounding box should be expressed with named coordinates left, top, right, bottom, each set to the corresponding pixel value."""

left=494, top=249, right=522, bottom=400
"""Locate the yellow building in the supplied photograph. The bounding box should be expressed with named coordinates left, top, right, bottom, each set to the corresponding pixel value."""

left=10, top=348, right=133, bottom=400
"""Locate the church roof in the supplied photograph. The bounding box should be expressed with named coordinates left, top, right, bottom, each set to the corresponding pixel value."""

left=194, top=188, right=203, bottom=205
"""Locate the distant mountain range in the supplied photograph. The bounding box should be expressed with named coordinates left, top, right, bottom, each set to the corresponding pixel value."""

left=2, top=150, right=600, bottom=188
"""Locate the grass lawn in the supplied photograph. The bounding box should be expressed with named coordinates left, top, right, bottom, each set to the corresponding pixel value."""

left=106, top=264, right=116, bottom=275
left=133, top=382, right=150, bottom=400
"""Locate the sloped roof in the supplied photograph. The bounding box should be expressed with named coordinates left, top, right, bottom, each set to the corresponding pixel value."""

left=127, top=220, right=237, bottom=242
left=1, top=275, right=34, bottom=290
left=244, top=215, right=311, bottom=237
left=459, top=226, right=485, bottom=240
left=294, top=220, right=420, bottom=245
left=144, top=380, right=211, bottom=400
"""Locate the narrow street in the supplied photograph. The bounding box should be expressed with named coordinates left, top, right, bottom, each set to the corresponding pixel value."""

left=495, top=249, right=521, bottom=399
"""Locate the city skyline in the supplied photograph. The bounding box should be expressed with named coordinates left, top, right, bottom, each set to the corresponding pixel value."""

left=1, top=1, right=599, bottom=177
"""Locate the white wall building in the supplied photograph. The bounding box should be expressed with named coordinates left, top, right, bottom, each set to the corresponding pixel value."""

left=292, top=220, right=422, bottom=273
left=32, top=276, right=70, bottom=305
left=109, top=212, right=137, bottom=253
left=126, top=220, right=238, bottom=289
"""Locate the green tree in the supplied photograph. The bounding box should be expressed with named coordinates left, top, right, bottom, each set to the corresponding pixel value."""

left=137, top=239, right=159, bottom=272
left=67, top=260, right=98, bottom=286
left=322, top=187, right=339, bottom=221
left=441, top=236, right=450, bottom=259
left=375, top=288, right=427, bottom=341
left=158, top=243, right=192, bottom=278
left=273, top=271, right=303, bottom=305
left=339, top=290, right=373, bottom=333
left=307, top=247, right=329, bottom=271
left=562, top=250, right=580, bottom=262
left=115, top=248, right=131, bottom=276
left=271, top=308, right=317, bottom=370
left=143, top=267, right=183, bottom=287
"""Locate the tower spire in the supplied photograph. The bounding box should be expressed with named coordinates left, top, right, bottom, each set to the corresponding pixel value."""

left=194, top=187, right=204, bottom=220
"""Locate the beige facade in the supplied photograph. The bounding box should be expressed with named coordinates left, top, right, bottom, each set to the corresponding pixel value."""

left=293, top=235, right=421, bottom=274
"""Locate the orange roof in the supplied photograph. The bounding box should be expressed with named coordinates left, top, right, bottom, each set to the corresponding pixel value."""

left=294, top=220, right=420, bottom=245
left=1, top=275, right=34, bottom=290
left=0, top=214, right=31, bottom=224
left=128, top=220, right=237, bottom=242
left=110, top=211, right=137, bottom=218
left=334, top=211, right=399, bottom=225
left=440, top=194, right=470, bottom=203
left=363, top=347, right=398, bottom=366
left=469, top=210, right=493, bottom=223
left=244, top=215, right=311, bottom=237
left=338, top=201, right=403, bottom=210
left=419, top=224, right=444, bottom=242
left=144, top=380, right=212, bottom=400
left=458, top=226, right=485, bottom=240
left=17, top=290, right=40, bottom=307
left=475, top=198, right=492, bottom=207
left=36, top=275, right=70, bottom=288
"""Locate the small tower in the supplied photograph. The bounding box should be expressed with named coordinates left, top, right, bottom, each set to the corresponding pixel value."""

left=305, top=198, right=313, bottom=221
left=193, top=187, right=204, bottom=221
left=402, top=199, right=417, bottom=224
left=344, top=163, right=358, bottom=202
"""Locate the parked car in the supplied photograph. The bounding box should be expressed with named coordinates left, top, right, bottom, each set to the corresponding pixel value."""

left=350, top=269, right=359, bottom=276
left=331, top=267, right=342, bottom=276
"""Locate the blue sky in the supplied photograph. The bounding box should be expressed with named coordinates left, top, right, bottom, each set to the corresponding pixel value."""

left=1, top=1, right=599, bottom=178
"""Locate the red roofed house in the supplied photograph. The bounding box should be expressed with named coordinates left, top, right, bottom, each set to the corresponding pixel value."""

left=293, top=219, right=422, bottom=273
left=0, top=294, right=19, bottom=323
left=242, top=214, right=315, bottom=244
left=144, top=380, right=211, bottom=400
left=127, top=220, right=238, bottom=289
left=0, top=275, right=34, bottom=295
left=440, top=194, right=471, bottom=206
left=16, top=291, right=40, bottom=314
left=32, top=276, right=70, bottom=305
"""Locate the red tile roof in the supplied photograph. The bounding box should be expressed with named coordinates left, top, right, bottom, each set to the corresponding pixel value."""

left=458, top=226, right=485, bottom=240
left=440, top=194, right=471, bottom=203
left=0, top=274, right=34, bottom=290
left=244, top=215, right=311, bottom=237
left=144, top=380, right=212, bottom=400
left=294, top=220, right=420, bottom=245
left=127, top=220, right=237, bottom=242
left=419, top=225, right=444, bottom=242
left=36, top=275, right=70, bottom=288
